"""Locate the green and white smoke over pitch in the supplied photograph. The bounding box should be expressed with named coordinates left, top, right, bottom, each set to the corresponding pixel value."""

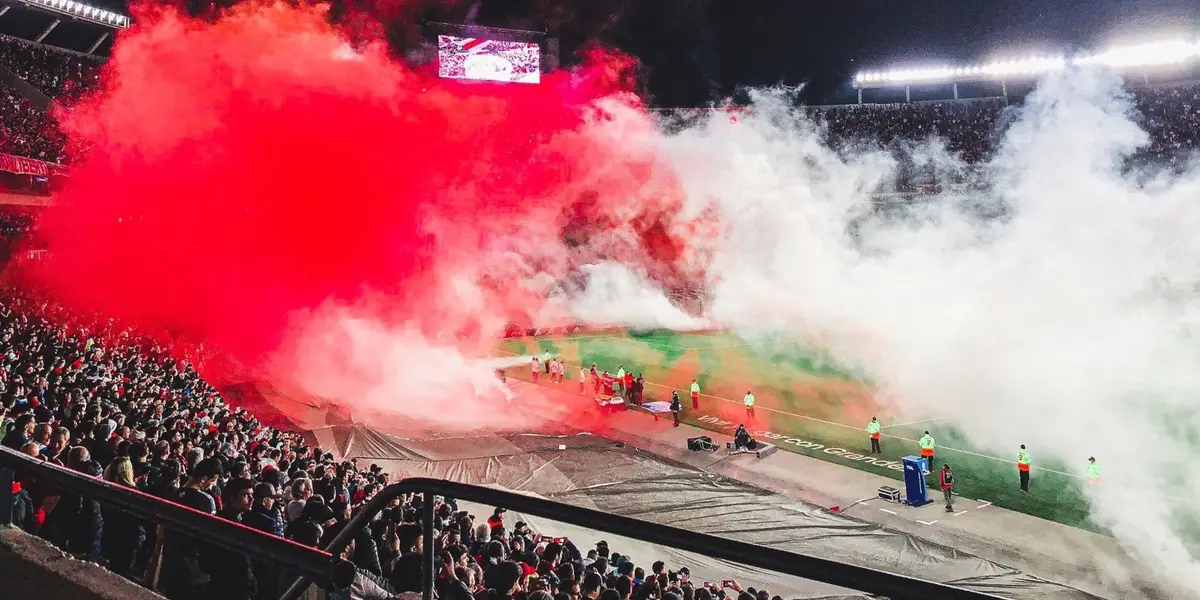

left=573, top=70, right=1200, bottom=589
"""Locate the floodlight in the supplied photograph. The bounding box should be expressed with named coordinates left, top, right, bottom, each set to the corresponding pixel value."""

left=1077, top=40, right=1197, bottom=68
left=23, top=0, right=129, bottom=28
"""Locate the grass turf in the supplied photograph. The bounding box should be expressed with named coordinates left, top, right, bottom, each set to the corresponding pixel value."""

left=496, top=329, right=1097, bottom=531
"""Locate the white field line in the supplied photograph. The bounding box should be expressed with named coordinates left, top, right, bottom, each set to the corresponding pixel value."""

left=883, top=417, right=944, bottom=430
left=953, top=510, right=968, bottom=516
left=879, top=508, right=898, bottom=515
left=916, top=519, right=939, bottom=526
left=975, top=501, right=993, bottom=509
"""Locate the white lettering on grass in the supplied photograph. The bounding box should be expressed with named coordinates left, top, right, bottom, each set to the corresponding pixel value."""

left=692, top=415, right=906, bottom=470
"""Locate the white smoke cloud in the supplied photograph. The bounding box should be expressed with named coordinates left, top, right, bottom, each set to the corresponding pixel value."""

left=638, top=68, right=1200, bottom=589
left=565, top=261, right=705, bottom=329
left=268, top=61, right=1200, bottom=589
left=272, top=301, right=542, bottom=431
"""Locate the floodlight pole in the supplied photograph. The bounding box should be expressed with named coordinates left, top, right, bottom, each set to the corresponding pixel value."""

left=952, top=82, right=959, bottom=100
left=87, top=32, right=109, bottom=55
left=1000, top=80, right=1008, bottom=101
left=34, top=19, right=59, bottom=44
left=904, top=85, right=910, bottom=103
left=857, top=87, right=863, bottom=104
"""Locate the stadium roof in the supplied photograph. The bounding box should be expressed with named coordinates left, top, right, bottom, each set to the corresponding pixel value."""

left=0, top=0, right=125, bottom=56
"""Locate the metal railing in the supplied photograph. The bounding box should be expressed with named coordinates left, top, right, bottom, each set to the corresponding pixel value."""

left=0, top=444, right=1009, bottom=600
left=0, top=446, right=346, bottom=592
left=282, top=477, right=1010, bottom=600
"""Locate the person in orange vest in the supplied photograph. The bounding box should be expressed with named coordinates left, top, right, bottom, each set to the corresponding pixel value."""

left=918, top=431, right=935, bottom=466
left=938, top=464, right=955, bottom=512
left=1017, top=445, right=1031, bottom=492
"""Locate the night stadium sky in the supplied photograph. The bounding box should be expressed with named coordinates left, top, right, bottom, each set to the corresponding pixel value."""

left=2, top=0, right=1197, bottom=105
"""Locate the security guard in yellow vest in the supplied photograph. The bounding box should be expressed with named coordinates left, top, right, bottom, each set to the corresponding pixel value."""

left=743, top=391, right=756, bottom=420
left=866, top=417, right=882, bottom=454
left=1085, top=457, right=1101, bottom=485
left=918, top=431, right=936, bottom=467
left=1017, top=445, right=1031, bottom=492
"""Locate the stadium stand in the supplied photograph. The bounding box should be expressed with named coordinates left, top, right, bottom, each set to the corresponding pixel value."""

left=0, top=33, right=1196, bottom=600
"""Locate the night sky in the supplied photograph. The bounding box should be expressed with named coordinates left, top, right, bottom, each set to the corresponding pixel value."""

left=1, top=0, right=1197, bottom=105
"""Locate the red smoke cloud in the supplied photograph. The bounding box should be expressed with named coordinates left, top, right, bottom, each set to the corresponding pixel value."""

left=33, top=2, right=706, bottom=378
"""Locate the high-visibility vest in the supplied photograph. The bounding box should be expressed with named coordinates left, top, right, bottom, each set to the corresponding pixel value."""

left=1017, top=450, right=1031, bottom=471
left=617, top=368, right=626, bottom=379
left=866, top=421, right=881, bottom=439
left=919, top=435, right=935, bottom=456
left=744, top=393, right=755, bottom=407
left=690, top=382, right=700, bottom=396
left=1085, top=462, right=1101, bottom=480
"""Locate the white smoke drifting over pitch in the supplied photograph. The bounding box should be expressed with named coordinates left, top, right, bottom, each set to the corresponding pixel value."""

left=273, top=302, right=544, bottom=430
left=268, top=62, right=1200, bottom=588
left=641, top=68, right=1200, bottom=589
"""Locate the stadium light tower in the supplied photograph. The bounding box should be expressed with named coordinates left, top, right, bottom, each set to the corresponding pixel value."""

left=852, top=38, right=1200, bottom=103
left=13, top=0, right=130, bottom=55
left=20, top=0, right=129, bottom=28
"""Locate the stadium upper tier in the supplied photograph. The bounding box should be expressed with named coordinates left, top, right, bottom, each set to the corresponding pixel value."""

left=0, top=37, right=1195, bottom=168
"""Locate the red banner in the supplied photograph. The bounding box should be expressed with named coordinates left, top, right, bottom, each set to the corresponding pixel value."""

left=0, top=153, right=61, bottom=177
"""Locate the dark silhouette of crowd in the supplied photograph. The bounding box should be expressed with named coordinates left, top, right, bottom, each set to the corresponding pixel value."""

left=813, top=83, right=1200, bottom=165
left=0, top=34, right=1196, bottom=600
left=0, top=34, right=1196, bottom=168
left=813, top=98, right=1007, bottom=164
left=0, top=213, right=775, bottom=600
left=0, top=37, right=101, bottom=164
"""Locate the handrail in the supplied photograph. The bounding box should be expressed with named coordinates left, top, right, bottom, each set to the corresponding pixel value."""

left=0, top=446, right=342, bottom=589
left=282, top=477, right=1010, bottom=600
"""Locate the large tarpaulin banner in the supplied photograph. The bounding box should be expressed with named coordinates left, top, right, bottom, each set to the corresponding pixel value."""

left=0, top=153, right=60, bottom=177
left=354, top=433, right=1103, bottom=600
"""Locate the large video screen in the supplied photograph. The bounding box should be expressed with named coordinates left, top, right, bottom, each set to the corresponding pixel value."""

left=438, top=35, right=541, bottom=84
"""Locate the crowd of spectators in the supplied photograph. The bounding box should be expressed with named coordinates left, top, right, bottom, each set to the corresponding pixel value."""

left=0, top=213, right=774, bottom=600
left=0, top=34, right=1194, bottom=167
left=813, top=83, right=1200, bottom=165
left=0, top=86, right=69, bottom=162
left=0, top=36, right=100, bottom=164
left=813, top=98, right=1007, bottom=164
left=0, top=36, right=102, bottom=100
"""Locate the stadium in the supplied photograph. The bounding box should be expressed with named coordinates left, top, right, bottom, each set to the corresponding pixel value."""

left=0, top=1, right=1198, bottom=600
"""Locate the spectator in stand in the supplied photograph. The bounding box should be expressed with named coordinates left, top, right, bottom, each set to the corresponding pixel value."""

left=101, top=455, right=146, bottom=579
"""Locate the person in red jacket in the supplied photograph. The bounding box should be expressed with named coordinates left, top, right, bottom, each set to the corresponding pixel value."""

left=938, top=464, right=954, bottom=512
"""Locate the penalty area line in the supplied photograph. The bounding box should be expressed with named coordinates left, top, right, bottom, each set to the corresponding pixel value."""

left=882, top=417, right=944, bottom=429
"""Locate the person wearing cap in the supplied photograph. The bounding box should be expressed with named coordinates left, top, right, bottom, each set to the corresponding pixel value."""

left=487, top=507, right=507, bottom=531
left=241, top=483, right=285, bottom=538
left=288, top=499, right=334, bottom=547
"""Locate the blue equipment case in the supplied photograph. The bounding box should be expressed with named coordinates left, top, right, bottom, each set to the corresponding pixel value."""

left=903, top=455, right=933, bottom=507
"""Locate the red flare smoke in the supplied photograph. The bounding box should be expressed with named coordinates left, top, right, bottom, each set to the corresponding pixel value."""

left=32, top=2, right=709, bottom=377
